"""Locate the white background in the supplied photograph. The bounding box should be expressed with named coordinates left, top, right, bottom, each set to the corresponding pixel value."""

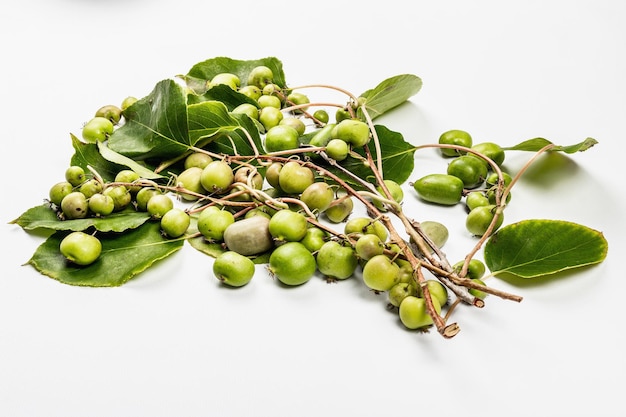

left=1, top=1, right=624, bottom=416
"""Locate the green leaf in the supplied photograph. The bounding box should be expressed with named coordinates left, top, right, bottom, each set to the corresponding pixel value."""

left=336, top=125, right=416, bottom=187
left=11, top=204, right=151, bottom=233
left=109, top=79, right=190, bottom=160
left=484, top=219, right=608, bottom=279
left=97, top=141, right=164, bottom=180
left=357, top=74, right=422, bottom=120
left=204, top=112, right=264, bottom=159
left=503, top=137, right=598, bottom=153
left=187, top=101, right=243, bottom=145
left=26, top=221, right=184, bottom=287
left=69, top=134, right=126, bottom=182
left=185, top=56, right=287, bottom=89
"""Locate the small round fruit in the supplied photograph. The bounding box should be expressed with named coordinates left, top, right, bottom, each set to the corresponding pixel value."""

left=212, top=251, right=255, bottom=287
left=447, top=155, right=488, bottom=188
left=239, top=85, right=262, bottom=101
left=279, top=117, right=306, bottom=136
left=115, top=169, right=141, bottom=193
left=466, top=205, right=504, bottom=236
left=332, top=119, right=371, bottom=147
left=120, top=96, right=138, bottom=111
left=258, top=94, right=282, bottom=109
left=65, top=166, right=86, bottom=187
left=103, top=185, right=131, bottom=212
left=335, top=107, right=351, bottom=123
left=259, top=106, right=284, bottom=131
left=421, top=280, right=448, bottom=307
left=413, top=173, right=464, bottom=206
left=135, top=187, right=160, bottom=212
left=160, top=208, right=190, bottom=238
left=200, top=160, right=234, bottom=194
left=313, top=109, right=329, bottom=124
left=316, top=240, right=358, bottom=280
left=177, top=166, right=206, bottom=201
left=60, top=191, right=89, bottom=220
left=264, top=162, right=283, bottom=189
left=79, top=179, right=103, bottom=198
left=88, top=193, right=115, bottom=216
left=344, top=217, right=388, bottom=242
left=95, top=104, right=122, bottom=124
left=82, top=116, right=114, bottom=143
left=264, top=125, right=300, bottom=153
left=399, top=295, right=442, bottom=330
left=388, top=282, right=417, bottom=308
left=268, top=242, right=316, bottom=286
left=355, top=233, right=385, bottom=261
left=232, top=103, right=260, bottom=120
left=300, top=182, right=334, bottom=213
left=209, top=72, right=240, bottom=90
left=49, top=181, right=73, bottom=206
left=60, top=231, right=102, bottom=266
left=278, top=161, right=314, bottom=194
left=485, top=171, right=513, bottom=188
left=185, top=152, right=213, bottom=170
left=471, top=142, right=505, bottom=166
left=465, top=191, right=490, bottom=211
left=286, top=92, right=310, bottom=113
left=453, top=258, right=486, bottom=280
left=324, top=196, right=353, bottom=223
left=146, top=194, right=174, bottom=219
left=374, top=179, right=404, bottom=210
left=325, top=138, right=349, bottom=161
left=223, top=215, right=274, bottom=256
left=469, top=278, right=489, bottom=300
left=197, top=206, right=235, bottom=241
left=300, top=226, right=327, bottom=253
left=247, top=65, right=274, bottom=89
left=268, top=209, right=308, bottom=242
left=438, top=129, right=472, bottom=157
left=362, top=254, right=400, bottom=292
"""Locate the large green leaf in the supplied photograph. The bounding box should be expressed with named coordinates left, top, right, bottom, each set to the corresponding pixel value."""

left=358, top=74, right=422, bottom=120
left=108, top=79, right=190, bottom=160
left=11, top=204, right=151, bottom=233
left=185, top=56, right=287, bottom=89
left=484, top=219, right=608, bottom=279
left=26, top=221, right=184, bottom=287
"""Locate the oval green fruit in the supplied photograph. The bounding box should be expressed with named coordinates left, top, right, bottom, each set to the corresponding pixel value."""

left=413, top=173, right=464, bottom=206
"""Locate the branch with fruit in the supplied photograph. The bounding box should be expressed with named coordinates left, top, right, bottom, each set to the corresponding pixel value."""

left=10, top=56, right=608, bottom=339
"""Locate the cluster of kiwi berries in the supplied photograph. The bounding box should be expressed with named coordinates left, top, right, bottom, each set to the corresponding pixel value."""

left=46, top=64, right=497, bottom=334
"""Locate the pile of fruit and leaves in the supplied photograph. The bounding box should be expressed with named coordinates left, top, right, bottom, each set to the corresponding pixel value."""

left=10, top=56, right=608, bottom=338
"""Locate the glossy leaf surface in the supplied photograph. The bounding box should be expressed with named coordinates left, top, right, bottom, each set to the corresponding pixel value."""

left=484, top=219, right=608, bottom=278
